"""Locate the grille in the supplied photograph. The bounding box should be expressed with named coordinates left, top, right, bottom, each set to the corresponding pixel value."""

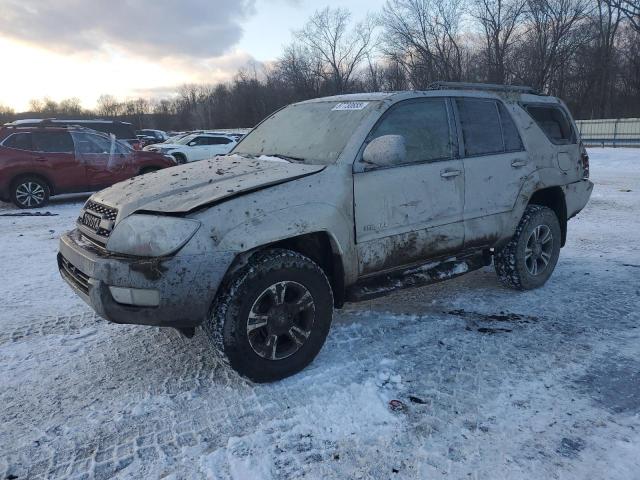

left=79, top=232, right=107, bottom=251
left=58, top=254, right=90, bottom=295
left=84, top=200, right=118, bottom=221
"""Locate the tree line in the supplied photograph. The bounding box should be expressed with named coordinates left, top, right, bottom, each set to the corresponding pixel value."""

left=1, top=0, right=639, bottom=130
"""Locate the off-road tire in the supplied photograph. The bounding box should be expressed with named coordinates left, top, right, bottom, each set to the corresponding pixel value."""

left=11, top=176, right=51, bottom=209
left=204, top=249, right=334, bottom=382
left=494, top=205, right=561, bottom=290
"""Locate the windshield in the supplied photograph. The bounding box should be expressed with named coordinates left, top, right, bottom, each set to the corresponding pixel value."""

left=176, top=134, right=198, bottom=145
left=165, top=134, right=186, bottom=143
left=233, top=100, right=379, bottom=164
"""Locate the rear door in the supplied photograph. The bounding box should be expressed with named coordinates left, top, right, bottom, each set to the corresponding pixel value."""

left=353, top=97, right=465, bottom=275
left=455, top=98, right=532, bottom=248
left=205, top=136, right=235, bottom=157
left=31, top=131, right=83, bottom=192
left=71, top=132, right=134, bottom=189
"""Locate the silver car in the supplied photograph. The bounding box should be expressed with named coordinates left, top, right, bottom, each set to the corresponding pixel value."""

left=59, top=83, right=593, bottom=382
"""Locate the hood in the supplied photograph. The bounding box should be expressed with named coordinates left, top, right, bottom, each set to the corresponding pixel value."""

left=92, top=155, right=325, bottom=219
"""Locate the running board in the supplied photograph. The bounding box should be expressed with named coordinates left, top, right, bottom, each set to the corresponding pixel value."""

left=346, top=251, right=490, bottom=303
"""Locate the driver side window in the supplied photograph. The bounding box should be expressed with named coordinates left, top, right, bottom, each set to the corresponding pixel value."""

left=367, top=98, right=453, bottom=166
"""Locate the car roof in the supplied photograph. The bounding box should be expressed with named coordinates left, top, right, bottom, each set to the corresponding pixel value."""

left=296, top=83, right=560, bottom=106
left=5, top=118, right=134, bottom=126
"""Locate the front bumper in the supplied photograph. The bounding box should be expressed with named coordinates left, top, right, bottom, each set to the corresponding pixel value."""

left=564, top=178, right=594, bottom=219
left=58, top=229, right=235, bottom=328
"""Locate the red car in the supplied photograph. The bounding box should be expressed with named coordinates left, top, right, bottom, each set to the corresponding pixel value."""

left=0, top=125, right=176, bottom=208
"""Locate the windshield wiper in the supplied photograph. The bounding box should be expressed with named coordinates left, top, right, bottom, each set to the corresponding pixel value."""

left=270, top=154, right=306, bottom=163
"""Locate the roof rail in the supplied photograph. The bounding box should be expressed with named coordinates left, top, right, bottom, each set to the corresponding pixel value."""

left=428, top=82, right=541, bottom=95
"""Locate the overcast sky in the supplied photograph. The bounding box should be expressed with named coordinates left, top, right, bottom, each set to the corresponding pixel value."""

left=0, top=0, right=386, bottom=111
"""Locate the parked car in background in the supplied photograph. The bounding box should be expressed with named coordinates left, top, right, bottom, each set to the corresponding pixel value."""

left=5, top=119, right=143, bottom=150
left=0, top=125, right=176, bottom=208
left=136, top=129, right=169, bottom=146
left=58, top=83, right=592, bottom=382
left=142, top=132, right=238, bottom=163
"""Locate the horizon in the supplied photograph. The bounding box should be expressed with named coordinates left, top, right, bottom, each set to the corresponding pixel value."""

left=0, top=0, right=384, bottom=112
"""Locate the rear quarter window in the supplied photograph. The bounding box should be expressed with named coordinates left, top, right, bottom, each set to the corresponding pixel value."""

left=2, top=133, right=34, bottom=151
left=525, top=105, right=576, bottom=145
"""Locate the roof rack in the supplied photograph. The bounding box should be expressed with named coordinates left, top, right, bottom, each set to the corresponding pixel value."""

left=1, top=123, right=110, bottom=135
left=428, top=82, right=541, bottom=95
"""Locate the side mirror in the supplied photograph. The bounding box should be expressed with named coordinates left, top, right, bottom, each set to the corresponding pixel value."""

left=188, top=141, right=197, bottom=146
left=362, top=135, right=407, bottom=167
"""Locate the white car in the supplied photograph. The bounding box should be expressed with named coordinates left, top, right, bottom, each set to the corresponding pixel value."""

left=144, top=133, right=238, bottom=164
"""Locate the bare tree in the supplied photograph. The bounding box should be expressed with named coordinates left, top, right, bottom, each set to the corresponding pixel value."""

left=591, top=0, right=623, bottom=116
left=472, top=0, right=527, bottom=83
left=58, top=97, right=83, bottom=116
left=275, top=44, right=324, bottom=98
left=295, top=7, right=377, bottom=94
left=96, top=95, right=121, bottom=117
left=381, top=0, right=467, bottom=88
left=516, top=0, right=590, bottom=91
left=0, top=103, right=15, bottom=124
left=603, top=0, right=639, bottom=31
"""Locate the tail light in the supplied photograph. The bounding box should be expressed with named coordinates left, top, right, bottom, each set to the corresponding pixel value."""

left=580, top=148, right=589, bottom=179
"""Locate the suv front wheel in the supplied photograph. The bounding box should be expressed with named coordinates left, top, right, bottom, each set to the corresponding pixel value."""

left=205, top=249, right=334, bottom=382
left=494, top=205, right=561, bottom=290
left=11, top=176, right=51, bottom=209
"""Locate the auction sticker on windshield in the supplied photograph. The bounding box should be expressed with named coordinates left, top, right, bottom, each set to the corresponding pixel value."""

left=332, top=102, right=369, bottom=111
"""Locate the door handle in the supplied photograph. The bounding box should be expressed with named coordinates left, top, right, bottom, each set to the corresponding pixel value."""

left=35, top=156, right=47, bottom=162
left=440, top=170, right=461, bottom=178
left=511, top=160, right=528, bottom=168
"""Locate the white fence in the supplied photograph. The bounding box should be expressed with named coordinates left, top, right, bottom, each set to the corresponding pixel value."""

left=576, top=118, right=640, bottom=147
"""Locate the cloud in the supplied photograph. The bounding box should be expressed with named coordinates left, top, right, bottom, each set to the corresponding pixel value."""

left=0, top=0, right=256, bottom=59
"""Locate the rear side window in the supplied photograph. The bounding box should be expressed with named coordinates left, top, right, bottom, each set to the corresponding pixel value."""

left=498, top=103, right=524, bottom=151
left=207, top=137, right=232, bottom=145
left=456, top=98, right=504, bottom=156
left=525, top=105, right=576, bottom=144
left=32, top=132, right=74, bottom=153
left=3, top=133, right=34, bottom=151
left=369, top=98, right=453, bottom=165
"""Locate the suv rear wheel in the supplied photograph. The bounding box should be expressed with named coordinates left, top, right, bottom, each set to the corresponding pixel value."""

left=204, top=249, right=334, bottom=382
left=11, top=176, right=51, bottom=209
left=494, top=205, right=561, bottom=290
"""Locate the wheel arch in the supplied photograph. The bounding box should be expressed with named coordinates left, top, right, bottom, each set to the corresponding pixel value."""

left=223, top=231, right=347, bottom=308
left=528, top=186, right=567, bottom=246
left=10, top=172, right=56, bottom=195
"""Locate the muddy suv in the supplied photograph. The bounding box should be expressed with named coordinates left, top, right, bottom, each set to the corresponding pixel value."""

left=58, top=83, right=593, bottom=382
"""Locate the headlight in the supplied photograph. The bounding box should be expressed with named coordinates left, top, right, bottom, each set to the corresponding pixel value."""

left=106, top=214, right=200, bottom=257
left=158, top=147, right=175, bottom=154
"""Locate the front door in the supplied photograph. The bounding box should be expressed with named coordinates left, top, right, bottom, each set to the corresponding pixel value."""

left=72, top=132, right=135, bottom=189
left=454, top=98, right=534, bottom=248
left=353, top=98, right=465, bottom=276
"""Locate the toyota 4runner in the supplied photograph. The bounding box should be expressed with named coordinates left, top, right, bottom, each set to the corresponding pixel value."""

left=58, top=83, right=593, bottom=382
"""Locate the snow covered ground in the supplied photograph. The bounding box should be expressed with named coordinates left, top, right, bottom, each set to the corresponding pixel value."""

left=0, top=148, right=639, bottom=479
